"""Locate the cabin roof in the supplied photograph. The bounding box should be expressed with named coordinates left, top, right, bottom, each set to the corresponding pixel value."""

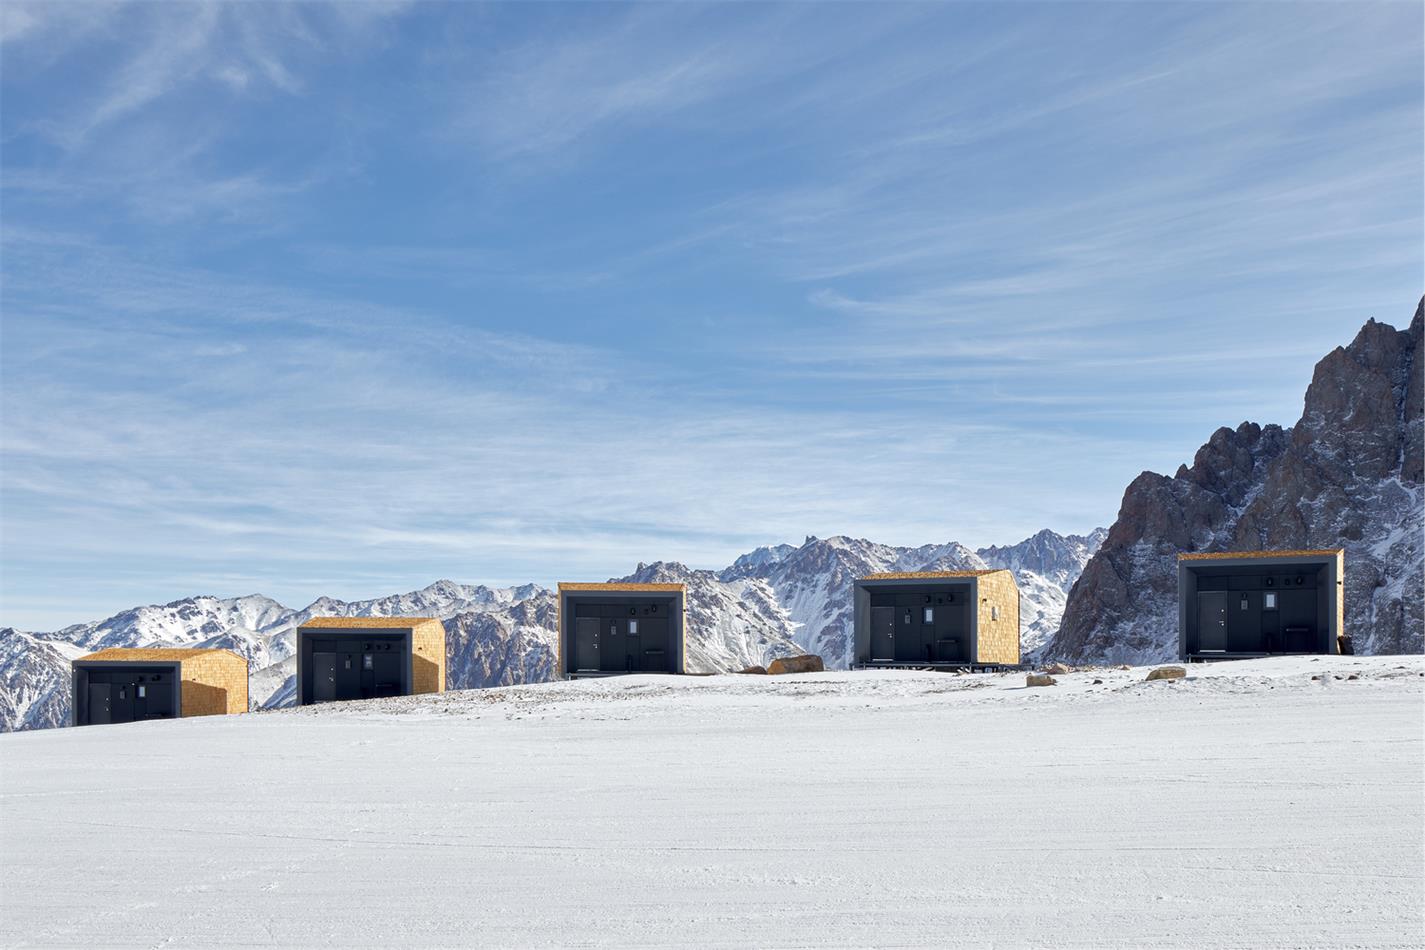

left=557, top=583, right=685, bottom=593
left=297, top=617, right=439, bottom=629
left=77, top=647, right=245, bottom=664
left=1178, top=549, right=1343, bottom=561
left=859, top=569, right=1012, bottom=582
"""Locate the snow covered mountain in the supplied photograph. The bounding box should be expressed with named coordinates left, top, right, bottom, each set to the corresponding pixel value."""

left=1046, top=301, right=1424, bottom=664
left=0, top=529, right=1104, bottom=732
left=978, top=528, right=1110, bottom=654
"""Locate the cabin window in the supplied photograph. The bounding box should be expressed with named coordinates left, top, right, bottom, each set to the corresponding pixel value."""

left=923, top=607, right=934, bottom=624
left=628, top=620, right=639, bottom=635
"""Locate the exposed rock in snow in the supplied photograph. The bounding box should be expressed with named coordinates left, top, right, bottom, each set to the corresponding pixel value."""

left=1048, top=300, right=1424, bottom=664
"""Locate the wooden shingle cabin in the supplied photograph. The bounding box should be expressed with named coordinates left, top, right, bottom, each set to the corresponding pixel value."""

left=853, top=570, right=1021, bottom=670
left=295, top=617, right=446, bottom=705
left=557, top=583, right=686, bottom=678
left=1179, top=549, right=1346, bottom=661
left=71, top=648, right=248, bottom=727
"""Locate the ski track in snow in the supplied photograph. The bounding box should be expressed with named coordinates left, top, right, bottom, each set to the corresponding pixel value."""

left=1, top=655, right=1422, bottom=949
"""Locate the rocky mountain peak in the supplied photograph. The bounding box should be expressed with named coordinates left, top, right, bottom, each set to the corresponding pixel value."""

left=1048, top=299, right=1424, bottom=663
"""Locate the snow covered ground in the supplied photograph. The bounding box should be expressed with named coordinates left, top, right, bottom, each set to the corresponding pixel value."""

left=2, top=655, right=1422, bottom=948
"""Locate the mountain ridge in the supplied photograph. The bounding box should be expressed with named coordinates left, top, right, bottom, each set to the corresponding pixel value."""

left=0, top=527, right=1105, bottom=732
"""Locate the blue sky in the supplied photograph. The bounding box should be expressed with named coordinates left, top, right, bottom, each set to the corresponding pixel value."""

left=1, top=2, right=1421, bottom=630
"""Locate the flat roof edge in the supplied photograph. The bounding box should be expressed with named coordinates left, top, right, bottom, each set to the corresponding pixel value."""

left=1178, top=549, right=1343, bottom=561
left=297, top=617, right=439, bottom=629
left=76, top=647, right=246, bottom=663
left=557, top=583, right=686, bottom=593
left=858, top=570, right=1010, bottom=582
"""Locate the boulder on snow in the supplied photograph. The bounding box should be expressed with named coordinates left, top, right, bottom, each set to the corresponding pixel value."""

left=1025, top=673, right=1056, bottom=687
left=737, top=665, right=768, bottom=675
left=1146, top=666, right=1186, bottom=681
left=767, top=655, right=824, bottom=675
left=1045, top=662, right=1073, bottom=676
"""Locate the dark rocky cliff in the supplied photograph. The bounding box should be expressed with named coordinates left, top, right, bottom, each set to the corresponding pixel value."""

left=1048, top=299, right=1423, bottom=662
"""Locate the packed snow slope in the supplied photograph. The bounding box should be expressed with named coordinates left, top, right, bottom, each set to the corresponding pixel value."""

left=1049, top=300, right=1423, bottom=664
left=2, top=656, right=1420, bottom=949
left=0, top=528, right=1104, bottom=732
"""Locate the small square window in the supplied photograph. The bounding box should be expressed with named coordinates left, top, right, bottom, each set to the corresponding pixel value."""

left=363, top=654, right=374, bottom=670
left=923, top=607, right=934, bottom=624
left=1264, top=592, right=1278, bottom=610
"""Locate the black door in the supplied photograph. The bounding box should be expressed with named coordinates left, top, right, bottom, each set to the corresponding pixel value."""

left=1198, top=592, right=1227, bottom=651
left=142, top=674, right=177, bottom=719
left=314, top=652, right=337, bottom=702
left=575, top=617, right=600, bottom=671
left=623, top=618, right=641, bottom=672
left=871, top=607, right=894, bottom=660
left=639, top=617, right=670, bottom=672
left=336, top=650, right=361, bottom=699
left=920, top=606, right=936, bottom=662
left=87, top=683, right=112, bottom=725
left=372, top=651, right=402, bottom=697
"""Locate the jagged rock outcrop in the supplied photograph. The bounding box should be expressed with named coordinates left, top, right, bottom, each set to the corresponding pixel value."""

left=1048, top=300, right=1423, bottom=663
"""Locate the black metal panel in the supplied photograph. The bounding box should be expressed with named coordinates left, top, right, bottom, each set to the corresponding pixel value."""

left=563, top=593, right=682, bottom=676
left=71, top=664, right=181, bottom=726
left=863, top=585, right=972, bottom=663
left=299, top=631, right=411, bottom=704
left=1182, top=558, right=1335, bottom=657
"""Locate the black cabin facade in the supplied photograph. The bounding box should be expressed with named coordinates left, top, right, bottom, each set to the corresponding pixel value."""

left=294, top=617, right=446, bottom=705
left=1178, top=549, right=1345, bottom=661
left=852, top=570, right=1021, bottom=669
left=557, top=583, right=686, bottom=678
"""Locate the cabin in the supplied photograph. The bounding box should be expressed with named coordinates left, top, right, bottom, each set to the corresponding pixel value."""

left=294, top=617, right=446, bottom=705
left=852, top=570, right=1021, bottom=669
left=557, top=583, right=686, bottom=678
left=1178, top=549, right=1345, bottom=661
left=71, top=648, right=248, bottom=726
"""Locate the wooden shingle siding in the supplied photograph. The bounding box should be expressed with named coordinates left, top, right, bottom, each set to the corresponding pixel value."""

left=178, top=651, right=249, bottom=717
left=1335, top=549, right=1346, bottom=644
left=410, top=618, right=446, bottom=695
left=973, top=570, right=1021, bottom=665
